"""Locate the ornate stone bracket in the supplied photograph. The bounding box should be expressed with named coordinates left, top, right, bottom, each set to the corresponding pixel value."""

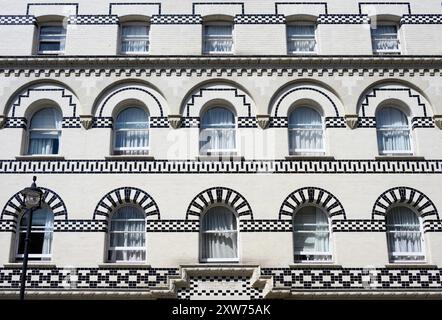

left=79, top=115, right=93, bottom=130
left=434, top=115, right=442, bottom=130
left=0, top=115, right=5, bottom=129
left=168, top=115, right=182, bottom=129
left=256, top=115, right=270, bottom=129
left=344, top=114, right=358, bottom=129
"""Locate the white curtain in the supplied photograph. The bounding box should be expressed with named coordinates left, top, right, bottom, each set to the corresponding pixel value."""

left=28, top=108, right=62, bottom=155
left=121, top=25, right=149, bottom=53
left=386, top=207, right=423, bottom=261
left=114, top=107, right=149, bottom=155
left=289, top=107, right=324, bottom=154
left=293, top=206, right=330, bottom=261
left=109, top=206, right=146, bottom=262
left=287, top=25, right=316, bottom=52
left=200, top=107, right=235, bottom=153
left=376, top=107, right=411, bottom=154
left=201, top=206, right=238, bottom=260
left=204, top=25, right=233, bottom=53
left=371, top=25, right=399, bottom=52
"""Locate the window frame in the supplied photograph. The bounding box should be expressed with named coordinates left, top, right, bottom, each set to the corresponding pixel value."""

left=202, top=21, right=234, bottom=55
left=119, top=21, right=150, bottom=55
left=199, top=205, right=240, bottom=263
left=371, top=23, right=401, bottom=55
left=286, top=22, right=318, bottom=55
left=26, top=107, right=62, bottom=156
left=37, top=23, right=67, bottom=55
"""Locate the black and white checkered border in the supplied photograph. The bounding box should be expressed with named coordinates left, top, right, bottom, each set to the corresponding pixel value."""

left=186, top=187, right=253, bottom=220
left=269, top=117, right=288, bottom=128
left=0, top=15, right=36, bottom=25
left=280, top=187, right=346, bottom=220
left=0, top=267, right=179, bottom=290
left=68, top=15, right=119, bottom=25
left=325, top=117, right=346, bottom=128
left=151, top=15, right=202, bottom=24
left=317, top=14, right=369, bottom=24
left=4, top=117, right=27, bottom=129
left=234, top=14, right=285, bottom=24
left=94, top=187, right=160, bottom=220
left=357, top=117, right=377, bottom=128
left=149, top=117, right=169, bottom=128
left=238, top=117, right=257, bottom=128
left=1, top=159, right=442, bottom=174
left=262, top=267, right=442, bottom=290
left=412, top=117, right=434, bottom=129
left=146, top=220, right=199, bottom=232
left=181, top=117, right=200, bottom=128
left=0, top=220, right=17, bottom=232
left=1, top=187, right=68, bottom=220
left=62, top=117, right=81, bottom=128
left=240, top=220, right=292, bottom=232
left=401, top=15, right=442, bottom=24
left=177, top=276, right=263, bottom=300
left=92, top=117, right=113, bottom=128
left=332, top=220, right=386, bottom=232
left=53, top=220, right=107, bottom=232
left=424, top=220, right=442, bottom=232
left=372, top=187, right=439, bottom=221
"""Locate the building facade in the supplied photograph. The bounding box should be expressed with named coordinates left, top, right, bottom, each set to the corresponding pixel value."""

left=0, top=0, right=442, bottom=299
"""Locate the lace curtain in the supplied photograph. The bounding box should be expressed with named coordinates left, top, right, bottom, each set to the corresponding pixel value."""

left=204, top=25, right=233, bottom=53
left=289, top=107, right=324, bottom=154
left=28, top=108, right=62, bottom=155
left=287, top=25, right=316, bottom=53
left=121, top=25, right=150, bottom=53
left=376, top=107, right=411, bottom=154
left=114, top=107, right=150, bottom=155
left=200, top=107, right=236, bottom=153
left=371, top=25, right=399, bottom=52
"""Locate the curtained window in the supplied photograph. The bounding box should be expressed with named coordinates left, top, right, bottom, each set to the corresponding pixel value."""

left=121, top=24, right=150, bottom=54
left=114, top=107, right=150, bottom=155
left=376, top=107, right=412, bottom=155
left=16, top=206, right=54, bottom=261
left=28, top=107, right=62, bottom=155
left=287, top=24, right=316, bottom=54
left=203, top=24, right=233, bottom=54
left=293, top=206, right=332, bottom=262
left=371, top=25, right=400, bottom=54
left=38, top=25, right=66, bottom=54
left=108, top=206, right=146, bottom=262
left=201, top=206, right=238, bottom=262
left=288, top=107, right=324, bottom=155
left=200, top=107, right=236, bottom=154
left=386, top=206, right=425, bottom=262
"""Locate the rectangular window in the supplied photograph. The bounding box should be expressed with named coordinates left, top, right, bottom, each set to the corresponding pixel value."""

left=203, top=25, right=233, bottom=54
left=121, top=25, right=150, bottom=54
left=371, top=25, right=400, bottom=54
left=287, top=25, right=316, bottom=54
left=38, top=25, right=66, bottom=54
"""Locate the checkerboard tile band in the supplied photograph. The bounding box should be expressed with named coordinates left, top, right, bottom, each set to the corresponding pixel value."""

left=146, top=220, right=199, bottom=232
left=0, top=220, right=16, bottom=232
left=401, top=15, right=442, bottom=24
left=150, top=117, right=169, bottom=128
left=151, top=15, right=202, bottom=24
left=92, top=117, right=113, bottom=128
left=181, top=117, right=200, bottom=128
left=332, top=220, right=386, bottom=232
left=4, top=117, right=27, bottom=129
left=269, top=117, right=288, bottom=128
left=0, top=15, right=36, bottom=25
left=240, top=220, right=292, bottom=232
left=62, top=117, right=81, bottom=128
left=357, top=117, right=376, bottom=128
left=317, top=14, right=370, bottom=24
left=238, top=117, right=258, bottom=128
left=424, top=220, right=442, bottom=232
left=68, top=15, right=119, bottom=25
left=234, top=15, right=285, bottom=24
left=325, top=117, right=346, bottom=128
left=412, top=117, right=434, bottom=129
left=54, top=220, right=107, bottom=232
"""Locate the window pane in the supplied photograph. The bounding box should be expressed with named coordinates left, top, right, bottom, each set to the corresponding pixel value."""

left=121, top=25, right=150, bottom=53
left=376, top=107, right=411, bottom=154
left=39, top=42, right=62, bottom=52
left=204, top=25, right=233, bottom=53
left=39, top=26, right=66, bottom=52
left=30, top=108, right=62, bottom=129
left=200, top=107, right=235, bottom=153
left=287, top=25, right=316, bottom=53
left=371, top=25, right=399, bottom=53
left=115, top=107, right=149, bottom=129
left=289, top=107, right=324, bottom=153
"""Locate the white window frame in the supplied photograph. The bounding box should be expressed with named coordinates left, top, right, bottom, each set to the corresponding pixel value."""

left=113, top=107, right=150, bottom=155
left=199, top=205, right=240, bottom=263
left=286, top=22, right=317, bottom=55
left=386, top=205, right=426, bottom=263
left=371, top=23, right=401, bottom=55
left=26, top=107, right=62, bottom=156
left=292, top=205, right=333, bottom=263
left=107, top=205, right=147, bottom=263
left=37, top=23, right=66, bottom=55
left=119, top=22, right=150, bottom=55
left=202, top=22, right=234, bottom=55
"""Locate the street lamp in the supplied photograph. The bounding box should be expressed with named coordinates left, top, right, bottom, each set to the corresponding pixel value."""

left=19, top=176, right=43, bottom=301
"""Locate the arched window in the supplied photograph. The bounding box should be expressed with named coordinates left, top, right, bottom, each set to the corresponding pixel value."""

left=16, top=206, right=54, bottom=261
left=203, top=23, right=233, bottom=54
left=201, top=206, right=238, bottom=262
left=114, top=107, right=150, bottom=155
left=386, top=206, right=425, bottom=262
left=288, top=107, right=324, bottom=155
left=120, top=23, right=150, bottom=54
left=376, top=106, right=411, bottom=155
left=108, top=206, right=146, bottom=262
left=28, top=107, right=62, bottom=155
left=293, top=206, right=331, bottom=262
left=200, top=107, right=236, bottom=154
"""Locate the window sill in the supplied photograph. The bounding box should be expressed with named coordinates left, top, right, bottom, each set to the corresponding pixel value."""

left=285, top=155, right=335, bottom=161
left=198, top=155, right=244, bottom=161
left=3, top=263, right=57, bottom=268
left=104, top=155, right=155, bottom=160
left=290, top=263, right=341, bottom=268
left=375, top=155, right=425, bottom=160
left=15, top=155, right=65, bottom=160
left=385, top=263, right=436, bottom=268
left=98, top=263, right=151, bottom=268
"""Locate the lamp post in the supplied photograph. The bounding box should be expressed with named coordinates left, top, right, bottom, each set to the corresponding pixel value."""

left=19, top=176, right=43, bottom=301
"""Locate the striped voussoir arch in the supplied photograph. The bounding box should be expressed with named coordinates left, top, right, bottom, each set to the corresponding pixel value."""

left=1, top=187, right=68, bottom=221
left=186, top=187, right=253, bottom=220
left=93, top=187, right=160, bottom=220
left=372, top=187, right=439, bottom=221
left=279, top=187, right=346, bottom=220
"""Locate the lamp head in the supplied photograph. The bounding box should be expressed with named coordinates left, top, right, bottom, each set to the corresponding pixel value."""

left=20, top=176, right=43, bottom=209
